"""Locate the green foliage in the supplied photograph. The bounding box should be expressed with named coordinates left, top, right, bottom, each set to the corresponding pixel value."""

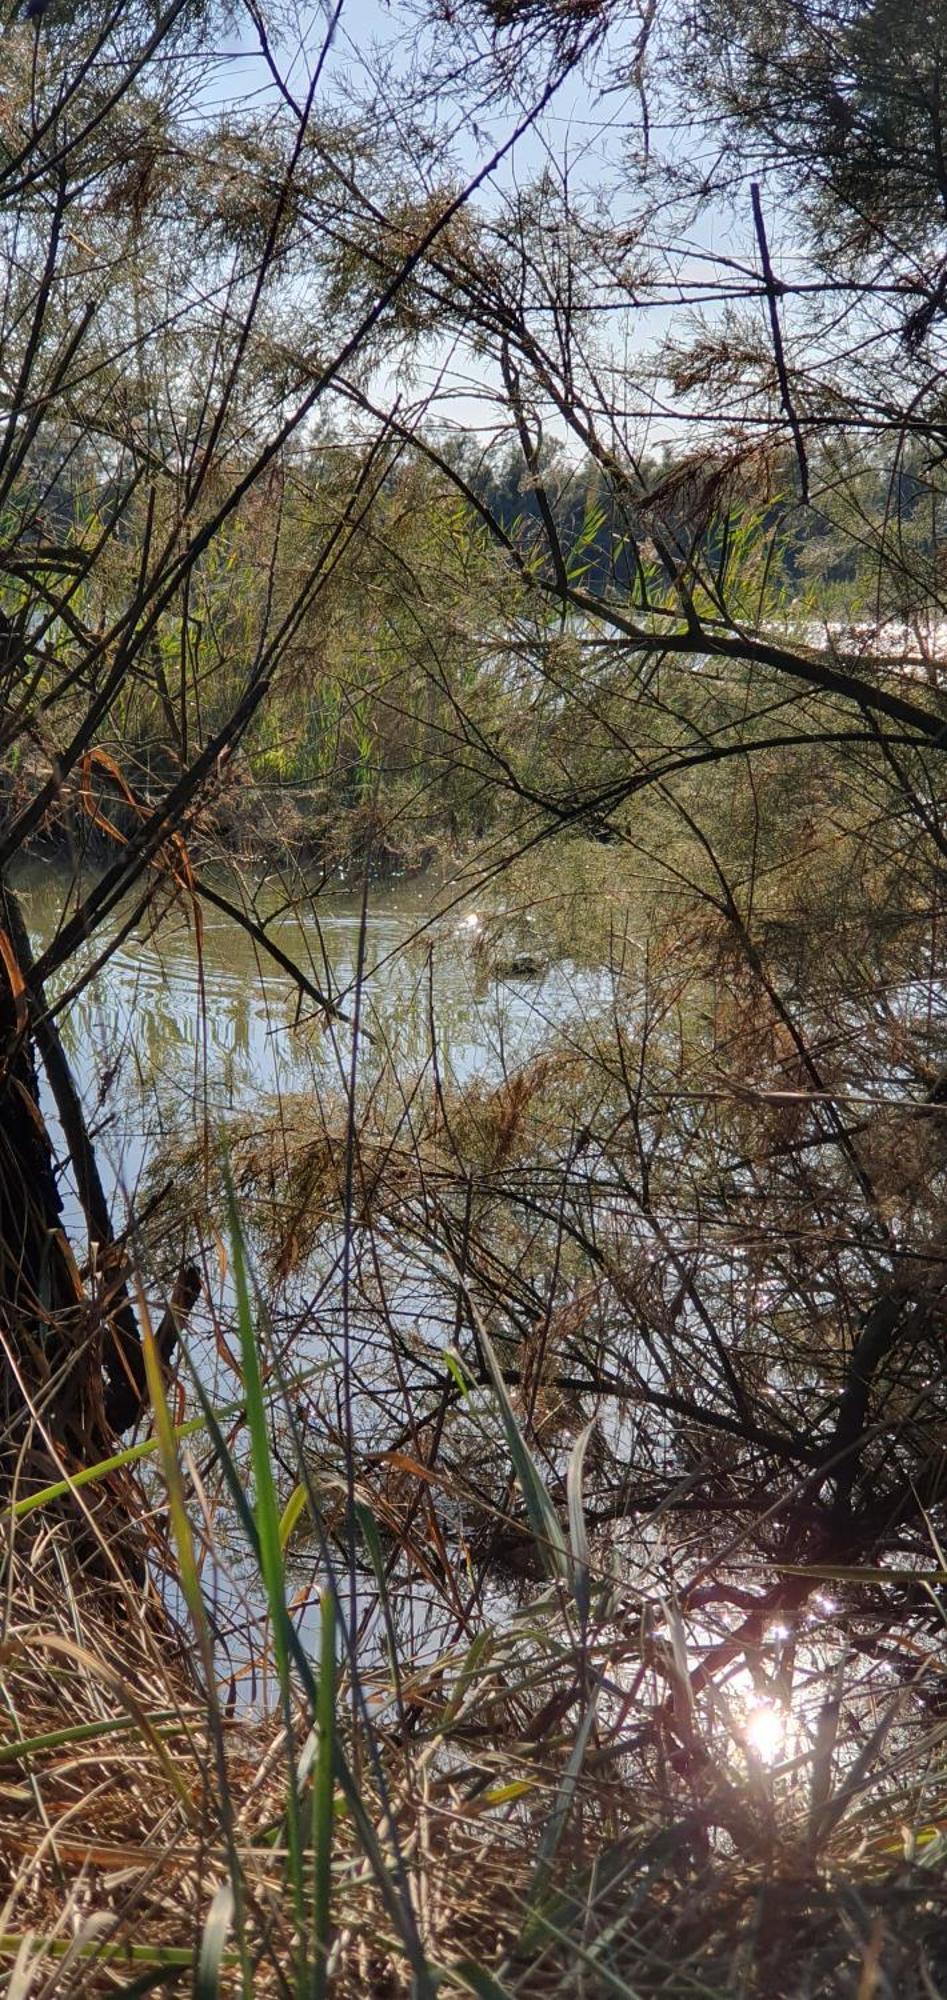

left=698, top=0, right=947, bottom=261
left=11, top=2, right=947, bottom=1994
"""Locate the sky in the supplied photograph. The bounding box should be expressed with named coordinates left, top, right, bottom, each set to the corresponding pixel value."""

left=192, top=0, right=767, bottom=453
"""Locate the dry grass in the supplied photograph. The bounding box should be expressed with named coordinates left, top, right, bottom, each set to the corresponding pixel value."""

left=5, top=1455, right=947, bottom=1999
left=0, top=1522, right=268, bottom=1994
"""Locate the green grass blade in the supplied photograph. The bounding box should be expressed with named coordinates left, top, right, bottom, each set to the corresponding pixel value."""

left=566, top=1420, right=595, bottom=1626
left=195, top=1881, right=235, bottom=2000
left=355, top=1498, right=402, bottom=1698
left=224, top=1179, right=307, bottom=1973
left=312, top=1586, right=336, bottom=2000
left=182, top=1280, right=432, bottom=1992
left=436, top=1632, right=494, bottom=1735
left=11, top=1412, right=213, bottom=1519
left=140, top=1317, right=253, bottom=2000
left=279, top=1480, right=310, bottom=1551
left=520, top=1683, right=601, bottom=1952
left=11, top=1362, right=333, bottom=1522
left=141, top=1324, right=205, bottom=1635
left=0, top=1938, right=202, bottom=1967
left=534, top=1686, right=599, bottom=1881
left=477, top=1323, right=568, bottom=1582
left=0, top=1709, right=194, bottom=1765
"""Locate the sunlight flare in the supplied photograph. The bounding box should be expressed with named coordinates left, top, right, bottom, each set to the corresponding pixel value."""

left=744, top=1703, right=788, bottom=1766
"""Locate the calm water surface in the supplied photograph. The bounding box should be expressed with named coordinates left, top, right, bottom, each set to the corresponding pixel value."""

left=11, top=864, right=849, bottom=1736
left=13, top=856, right=607, bottom=1228
left=12, top=857, right=613, bottom=1669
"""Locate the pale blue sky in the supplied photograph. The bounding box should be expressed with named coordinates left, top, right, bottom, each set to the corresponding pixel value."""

left=192, top=0, right=768, bottom=453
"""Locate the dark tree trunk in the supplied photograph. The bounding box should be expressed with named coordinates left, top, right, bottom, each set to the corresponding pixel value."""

left=0, top=948, right=107, bottom=1476
left=0, top=875, right=147, bottom=1482
left=0, top=868, right=201, bottom=1498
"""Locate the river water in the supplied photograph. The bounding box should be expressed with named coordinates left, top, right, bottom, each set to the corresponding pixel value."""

left=13, top=856, right=607, bottom=1228
left=12, top=856, right=612, bottom=1672
left=11, top=861, right=860, bottom=1764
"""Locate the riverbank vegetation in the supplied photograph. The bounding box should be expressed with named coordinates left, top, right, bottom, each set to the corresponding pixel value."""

left=5, top=0, right=947, bottom=1993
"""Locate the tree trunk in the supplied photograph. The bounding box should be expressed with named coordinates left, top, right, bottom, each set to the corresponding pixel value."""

left=0, top=877, right=140, bottom=1482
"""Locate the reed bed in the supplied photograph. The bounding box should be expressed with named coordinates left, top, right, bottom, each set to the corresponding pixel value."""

left=4, top=1209, right=947, bottom=2000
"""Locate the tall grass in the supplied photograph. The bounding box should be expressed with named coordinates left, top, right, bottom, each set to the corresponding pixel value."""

left=3, top=1195, right=947, bottom=1998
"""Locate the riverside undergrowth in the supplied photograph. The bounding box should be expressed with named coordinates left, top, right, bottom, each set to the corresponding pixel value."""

left=3, top=1188, right=947, bottom=2000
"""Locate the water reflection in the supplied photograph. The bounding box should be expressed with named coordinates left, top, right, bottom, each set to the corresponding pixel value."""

left=12, top=856, right=614, bottom=1669
left=13, top=855, right=609, bottom=1236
